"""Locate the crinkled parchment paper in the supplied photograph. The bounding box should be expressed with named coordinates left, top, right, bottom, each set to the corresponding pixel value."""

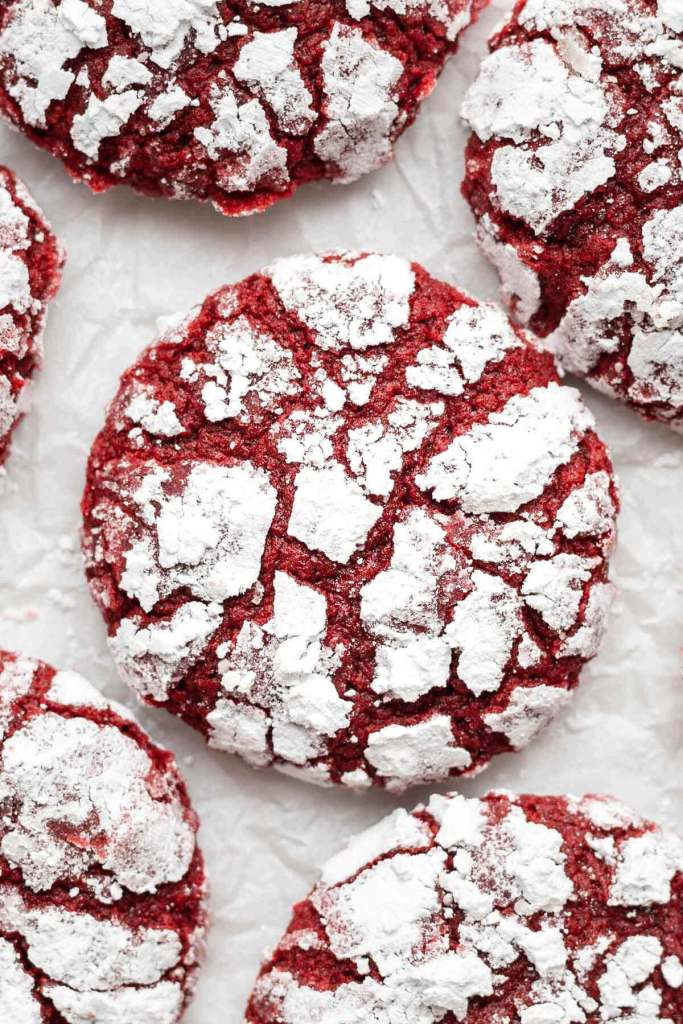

left=0, top=2, right=681, bottom=1019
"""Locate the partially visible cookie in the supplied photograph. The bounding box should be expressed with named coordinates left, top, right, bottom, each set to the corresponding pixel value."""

left=0, top=0, right=487, bottom=216
left=0, top=166, right=63, bottom=466
left=82, top=251, right=618, bottom=791
left=0, top=650, right=207, bottom=1023
left=462, top=0, right=683, bottom=430
left=247, top=791, right=683, bottom=1023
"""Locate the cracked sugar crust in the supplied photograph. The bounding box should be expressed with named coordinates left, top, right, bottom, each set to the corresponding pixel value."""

left=0, top=0, right=487, bottom=217
left=81, top=250, right=618, bottom=792
left=0, top=650, right=208, bottom=1024
left=461, top=0, right=683, bottom=431
left=245, top=791, right=683, bottom=1024
left=0, top=165, right=63, bottom=466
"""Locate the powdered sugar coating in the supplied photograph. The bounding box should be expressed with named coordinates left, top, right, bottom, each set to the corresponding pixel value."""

left=462, top=0, right=683, bottom=430
left=0, top=0, right=486, bottom=216
left=0, top=165, right=63, bottom=466
left=246, top=792, right=683, bottom=1024
left=82, top=251, right=618, bottom=791
left=0, top=650, right=207, bottom=1024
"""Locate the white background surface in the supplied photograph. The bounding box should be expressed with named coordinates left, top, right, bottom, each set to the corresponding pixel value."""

left=0, top=1, right=681, bottom=1019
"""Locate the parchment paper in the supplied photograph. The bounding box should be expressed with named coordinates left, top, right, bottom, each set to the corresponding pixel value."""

left=0, top=2, right=681, bottom=1019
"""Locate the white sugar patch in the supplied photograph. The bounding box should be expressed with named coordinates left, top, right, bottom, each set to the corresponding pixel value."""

left=194, top=83, right=289, bottom=192
left=233, top=29, right=316, bottom=135
left=417, top=384, right=593, bottom=511
left=111, top=0, right=221, bottom=69
left=314, top=24, right=403, bottom=182
left=484, top=685, right=572, bottom=749
left=0, top=938, right=40, bottom=1024
left=110, top=601, right=222, bottom=700
left=1, top=712, right=195, bottom=894
left=269, top=251, right=414, bottom=351
left=288, top=461, right=382, bottom=563
left=366, top=717, right=471, bottom=791
left=121, top=461, right=277, bottom=610
left=463, top=39, right=624, bottom=233
left=0, top=0, right=108, bottom=127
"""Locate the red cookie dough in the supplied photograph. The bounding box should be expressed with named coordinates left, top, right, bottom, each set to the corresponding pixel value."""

left=0, top=165, right=63, bottom=466
left=0, top=0, right=487, bottom=217
left=0, top=650, right=207, bottom=1023
left=81, top=251, right=618, bottom=792
left=246, top=791, right=683, bottom=1023
left=462, top=0, right=683, bottom=431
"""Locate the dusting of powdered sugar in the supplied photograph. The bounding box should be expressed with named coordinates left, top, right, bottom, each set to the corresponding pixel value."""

left=462, top=0, right=683, bottom=430
left=462, top=38, right=624, bottom=234
left=313, top=24, right=404, bottom=182
left=0, top=887, right=181, bottom=990
left=193, top=82, right=290, bottom=192
left=0, top=654, right=36, bottom=737
left=86, top=253, right=617, bottom=790
left=268, top=251, right=415, bottom=351
left=288, top=461, right=383, bottom=563
left=416, top=383, right=594, bottom=511
left=547, top=215, right=683, bottom=419
left=125, top=390, right=183, bottom=437
left=0, top=166, right=62, bottom=460
left=1, top=710, right=196, bottom=893
left=111, top=0, right=221, bottom=68
left=0, top=0, right=479, bottom=210
left=233, top=29, right=316, bottom=136
left=111, top=600, right=223, bottom=701
left=347, top=398, right=444, bottom=497
left=0, top=0, right=108, bottom=127
left=44, top=982, right=184, bottom=1024
left=475, top=214, right=542, bottom=325
left=117, top=459, right=277, bottom=611
left=0, top=651, right=204, bottom=1023
left=0, top=938, right=40, bottom=1024
left=183, top=314, right=301, bottom=424
left=0, top=174, right=37, bottom=318
left=407, top=302, right=521, bottom=396
left=208, top=571, right=351, bottom=767
left=249, top=793, right=683, bottom=1024
left=365, top=718, right=472, bottom=789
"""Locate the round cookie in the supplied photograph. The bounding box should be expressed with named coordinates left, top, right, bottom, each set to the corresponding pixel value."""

left=0, top=0, right=486, bottom=217
left=461, top=0, right=683, bottom=431
left=247, top=791, right=683, bottom=1023
left=81, top=251, right=618, bottom=792
left=0, top=650, right=207, bottom=1023
left=0, top=165, right=63, bottom=466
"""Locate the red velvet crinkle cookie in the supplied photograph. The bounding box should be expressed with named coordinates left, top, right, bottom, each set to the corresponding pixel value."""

left=0, top=165, right=63, bottom=466
left=246, top=791, right=683, bottom=1023
left=462, top=0, right=683, bottom=431
left=81, top=251, right=618, bottom=792
left=0, top=0, right=487, bottom=217
left=0, top=650, right=207, bottom=1023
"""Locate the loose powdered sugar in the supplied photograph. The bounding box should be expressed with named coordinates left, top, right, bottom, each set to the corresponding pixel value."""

left=0, top=650, right=207, bottom=1023
left=0, top=0, right=483, bottom=214
left=82, top=251, right=618, bottom=791
left=246, top=792, right=683, bottom=1024
left=462, top=0, right=683, bottom=430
